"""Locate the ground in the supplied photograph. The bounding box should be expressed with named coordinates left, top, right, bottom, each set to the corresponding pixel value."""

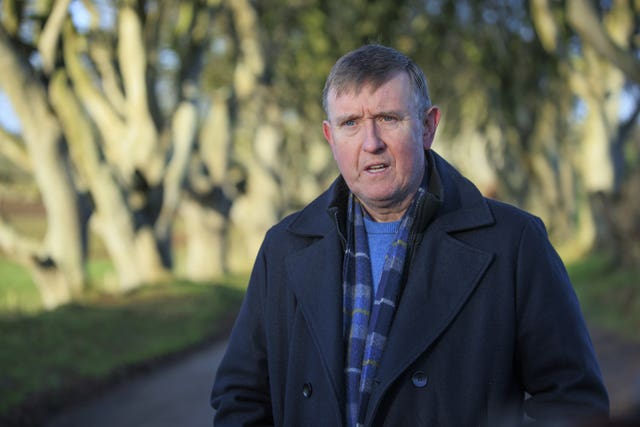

left=590, top=326, right=640, bottom=417
left=10, top=325, right=637, bottom=426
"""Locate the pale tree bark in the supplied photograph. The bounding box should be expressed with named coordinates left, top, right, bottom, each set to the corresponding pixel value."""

left=48, top=69, right=145, bottom=292
left=156, top=100, right=198, bottom=242
left=117, top=5, right=164, bottom=185
left=530, top=0, right=561, bottom=53
left=38, top=0, right=71, bottom=74
left=179, top=90, right=233, bottom=280
left=279, top=114, right=336, bottom=210
left=566, top=0, right=640, bottom=84
left=0, top=27, right=84, bottom=309
left=60, top=7, right=172, bottom=288
left=571, top=76, right=630, bottom=261
left=531, top=0, right=638, bottom=259
left=225, top=0, right=283, bottom=273
left=569, top=0, right=634, bottom=259
left=179, top=194, right=228, bottom=281
left=0, top=128, right=31, bottom=172
left=2, top=0, right=231, bottom=296
left=436, top=85, right=498, bottom=197
left=229, top=115, right=283, bottom=272
left=525, top=94, right=577, bottom=240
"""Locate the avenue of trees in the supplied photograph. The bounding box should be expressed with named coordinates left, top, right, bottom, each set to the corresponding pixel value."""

left=0, top=0, right=638, bottom=309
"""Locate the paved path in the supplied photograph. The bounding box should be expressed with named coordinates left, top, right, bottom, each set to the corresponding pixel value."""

left=45, top=341, right=227, bottom=427
left=590, top=327, right=640, bottom=417
left=43, top=326, right=640, bottom=426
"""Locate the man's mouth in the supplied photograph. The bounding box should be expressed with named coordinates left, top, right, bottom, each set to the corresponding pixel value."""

left=366, top=164, right=388, bottom=172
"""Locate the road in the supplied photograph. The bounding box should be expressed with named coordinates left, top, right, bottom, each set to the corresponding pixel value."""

left=43, top=326, right=640, bottom=426
left=45, top=341, right=227, bottom=427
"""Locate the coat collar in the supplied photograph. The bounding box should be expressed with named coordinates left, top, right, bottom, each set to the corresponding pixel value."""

left=285, top=150, right=496, bottom=424
left=286, top=150, right=495, bottom=238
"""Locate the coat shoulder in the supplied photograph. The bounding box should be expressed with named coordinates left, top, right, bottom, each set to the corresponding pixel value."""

left=484, top=198, right=547, bottom=234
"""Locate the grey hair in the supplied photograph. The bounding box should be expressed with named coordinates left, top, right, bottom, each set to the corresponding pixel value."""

left=322, top=44, right=432, bottom=118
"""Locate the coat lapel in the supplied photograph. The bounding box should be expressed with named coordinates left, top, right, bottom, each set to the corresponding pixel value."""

left=367, top=212, right=494, bottom=422
left=285, top=228, right=345, bottom=410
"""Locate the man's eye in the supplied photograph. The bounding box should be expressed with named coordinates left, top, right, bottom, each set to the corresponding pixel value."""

left=343, top=119, right=356, bottom=127
left=381, top=115, right=397, bottom=122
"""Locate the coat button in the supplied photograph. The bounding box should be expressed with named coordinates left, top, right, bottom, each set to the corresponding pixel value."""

left=411, top=371, right=428, bottom=388
left=302, top=382, right=313, bottom=398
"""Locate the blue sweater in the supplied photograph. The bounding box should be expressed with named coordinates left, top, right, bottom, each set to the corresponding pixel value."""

left=363, top=217, right=401, bottom=296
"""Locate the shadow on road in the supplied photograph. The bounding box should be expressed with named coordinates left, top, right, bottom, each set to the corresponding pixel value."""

left=44, top=341, right=227, bottom=427
left=39, top=324, right=640, bottom=426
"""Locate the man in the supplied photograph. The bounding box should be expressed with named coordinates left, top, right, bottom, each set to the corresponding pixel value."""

left=211, top=44, right=609, bottom=426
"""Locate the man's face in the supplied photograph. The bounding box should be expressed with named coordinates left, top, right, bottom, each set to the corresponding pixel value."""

left=323, top=72, right=440, bottom=222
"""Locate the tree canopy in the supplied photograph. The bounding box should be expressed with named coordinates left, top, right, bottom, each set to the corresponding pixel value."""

left=0, top=0, right=638, bottom=308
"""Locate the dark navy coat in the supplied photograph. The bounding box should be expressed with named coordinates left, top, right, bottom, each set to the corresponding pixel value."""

left=211, top=151, right=609, bottom=426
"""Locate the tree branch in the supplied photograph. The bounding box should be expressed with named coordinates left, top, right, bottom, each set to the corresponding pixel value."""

left=37, top=0, right=72, bottom=74
left=117, top=5, right=162, bottom=183
left=0, top=215, right=42, bottom=268
left=529, top=0, right=561, bottom=54
left=90, top=41, right=127, bottom=116
left=0, top=127, right=31, bottom=172
left=566, top=0, right=640, bottom=84
left=155, top=101, right=198, bottom=240
left=62, top=21, right=128, bottom=177
left=1, top=0, right=20, bottom=36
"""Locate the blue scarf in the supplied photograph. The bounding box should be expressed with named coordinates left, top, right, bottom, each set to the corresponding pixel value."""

left=343, top=186, right=425, bottom=427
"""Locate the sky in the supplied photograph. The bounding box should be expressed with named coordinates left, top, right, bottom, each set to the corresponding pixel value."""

left=0, top=92, right=21, bottom=134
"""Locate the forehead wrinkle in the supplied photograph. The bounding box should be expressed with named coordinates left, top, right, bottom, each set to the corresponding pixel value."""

left=330, top=76, right=417, bottom=119
left=331, top=74, right=392, bottom=101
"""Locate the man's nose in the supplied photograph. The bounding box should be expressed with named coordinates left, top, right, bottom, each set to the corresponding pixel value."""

left=362, top=119, right=385, bottom=152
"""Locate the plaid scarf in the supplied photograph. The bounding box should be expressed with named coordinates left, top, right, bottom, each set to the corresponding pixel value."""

left=343, top=186, right=425, bottom=427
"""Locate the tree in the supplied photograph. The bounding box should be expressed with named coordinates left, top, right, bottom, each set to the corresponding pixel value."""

left=530, top=0, right=640, bottom=263
left=0, top=0, right=223, bottom=306
left=0, top=23, right=85, bottom=308
left=2, top=0, right=637, bottom=310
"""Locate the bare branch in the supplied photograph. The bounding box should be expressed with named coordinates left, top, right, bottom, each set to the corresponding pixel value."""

left=228, top=0, right=265, bottom=98
left=49, top=70, right=100, bottom=188
left=0, top=215, right=42, bottom=268
left=155, top=101, right=198, bottom=239
left=90, top=42, right=126, bottom=115
left=61, top=21, right=128, bottom=177
left=529, top=0, right=561, bottom=54
left=80, top=0, right=101, bottom=31
left=1, top=0, right=20, bottom=36
left=119, top=6, right=149, bottom=115
left=117, top=5, right=162, bottom=183
left=567, top=0, right=640, bottom=84
left=0, top=26, right=60, bottom=146
left=0, top=127, right=31, bottom=172
left=37, top=0, right=72, bottom=74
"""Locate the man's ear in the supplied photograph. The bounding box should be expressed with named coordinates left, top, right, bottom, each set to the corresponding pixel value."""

left=323, top=120, right=335, bottom=149
left=422, top=106, right=441, bottom=150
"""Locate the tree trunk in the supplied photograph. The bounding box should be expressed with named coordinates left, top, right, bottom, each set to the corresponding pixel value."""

left=224, top=0, right=283, bottom=272
left=180, top=91, right=235, bottom=280
left=228, top=119, right=282, bottom=273
left=179, top=195, right=226, bottom=280
left=0, top=26, right=85, bottom=309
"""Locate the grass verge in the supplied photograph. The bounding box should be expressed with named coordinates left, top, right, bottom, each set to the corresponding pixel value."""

left=568, top=253, right=640, bottom=341
left=0, top=278, right=245, bottom=425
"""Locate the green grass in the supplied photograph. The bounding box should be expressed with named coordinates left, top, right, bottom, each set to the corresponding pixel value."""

left=0, top=259, right=42, bottom=314
left=568, top=253, right=640, bottom=340
left=1, top=250, right=636, bottom=420
left=0, top=258, right=125, bottom=314
left=0, top=277, right=245, bottom=418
